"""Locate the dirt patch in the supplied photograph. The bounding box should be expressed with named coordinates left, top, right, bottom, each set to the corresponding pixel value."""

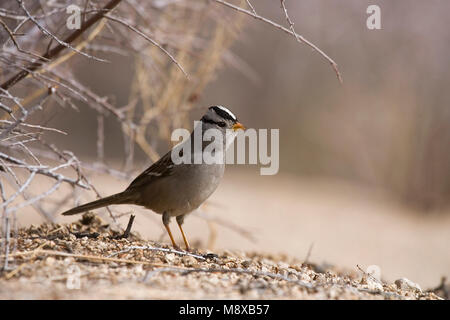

left=0, top=214, right=444, bottom=300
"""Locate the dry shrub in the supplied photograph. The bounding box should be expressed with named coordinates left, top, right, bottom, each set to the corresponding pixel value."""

left=1, top=0, right=339, bottom=269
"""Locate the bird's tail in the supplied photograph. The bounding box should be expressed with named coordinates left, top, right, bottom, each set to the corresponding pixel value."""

left=61, top=191, right=135, bottom=216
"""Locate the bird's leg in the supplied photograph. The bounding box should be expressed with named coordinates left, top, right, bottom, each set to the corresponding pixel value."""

left=176, top=215, right=190, bottom=251
left=162, top=212, right=178, bottom=248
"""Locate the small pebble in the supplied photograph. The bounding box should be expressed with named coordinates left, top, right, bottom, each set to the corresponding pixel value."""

left=182, top=255, right=198, bottom=267
left=164, top=253, right=176, bottom=263
left=241, top=260, right=252, bottom=268
left=367, top=278, right=383, bottom=292
left=45, top=257, right=56, bottom=266
left=394, top=278, right=422, bottom=292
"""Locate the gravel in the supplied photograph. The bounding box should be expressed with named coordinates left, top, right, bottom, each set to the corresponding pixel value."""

left=0, top=214, right=443, bottom=300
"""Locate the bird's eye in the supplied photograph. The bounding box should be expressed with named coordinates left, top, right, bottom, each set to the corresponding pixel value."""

left=218, top=122, right=226, bottom=127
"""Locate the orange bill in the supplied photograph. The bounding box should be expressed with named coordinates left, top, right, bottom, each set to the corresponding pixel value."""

left=232, top=122, right=245, bottom=131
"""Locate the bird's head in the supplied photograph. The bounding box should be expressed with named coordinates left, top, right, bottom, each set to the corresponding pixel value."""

left=200, top=105, right=245, bottom=132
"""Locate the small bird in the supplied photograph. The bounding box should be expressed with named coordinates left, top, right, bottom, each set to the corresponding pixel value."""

left=62, top=106, right=245, bottom=251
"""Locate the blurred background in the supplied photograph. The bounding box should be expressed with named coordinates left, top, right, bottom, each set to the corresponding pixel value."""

left=1, top=0, right=449, bottom=287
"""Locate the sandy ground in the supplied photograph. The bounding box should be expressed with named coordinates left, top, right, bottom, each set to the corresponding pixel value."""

left=0, top=217, right=443, bottom=299
left=12, top=168, right=450, bottom=290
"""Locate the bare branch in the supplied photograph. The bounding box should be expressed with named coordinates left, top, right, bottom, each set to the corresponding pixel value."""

left=16, top=0, right=108, bottom=63
left=280, top=0, right=302, bottom=43
left=0, top=120, right=67, bottom=135
left=193, top=209, right=257, bottom=244
left=245, top=0, right=257, bottom=15
left=96, top=115, right=104, bottom=162
left=108, top=245, right=206, bottom=261
left=0, top=18, right=49, bottom=61
left=1, top=171, right=36, bottom=208
left=0, top=88, right=52, bottom=140
left=213, top=0, right=343, bottom=83
left=1, top=0, right=123, bottom=90
left=103, top=13, right=189, bottom=78
left=0, top=152, right=88, bottom=189
left=6, top=180, right=62, bottom=214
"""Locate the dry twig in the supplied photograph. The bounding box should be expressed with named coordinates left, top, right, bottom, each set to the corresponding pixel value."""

left=107, top=245, right=206, bottom=261
left=1, top=0, right=123, bottom=90
left=213, top=0, right=343, bottom=83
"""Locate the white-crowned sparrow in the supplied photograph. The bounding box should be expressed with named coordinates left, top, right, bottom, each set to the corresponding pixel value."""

left=62, top=106, right=245, bottom=250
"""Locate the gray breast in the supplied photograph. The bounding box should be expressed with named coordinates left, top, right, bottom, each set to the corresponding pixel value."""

left=139, top=163, right=225, bottom=216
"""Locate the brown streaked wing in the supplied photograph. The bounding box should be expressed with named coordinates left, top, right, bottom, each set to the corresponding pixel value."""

left=125, top=151, right=175, bottom=191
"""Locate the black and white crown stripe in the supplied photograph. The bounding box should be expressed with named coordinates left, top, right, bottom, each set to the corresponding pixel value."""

left=210, top=105, right=237, bottom=121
